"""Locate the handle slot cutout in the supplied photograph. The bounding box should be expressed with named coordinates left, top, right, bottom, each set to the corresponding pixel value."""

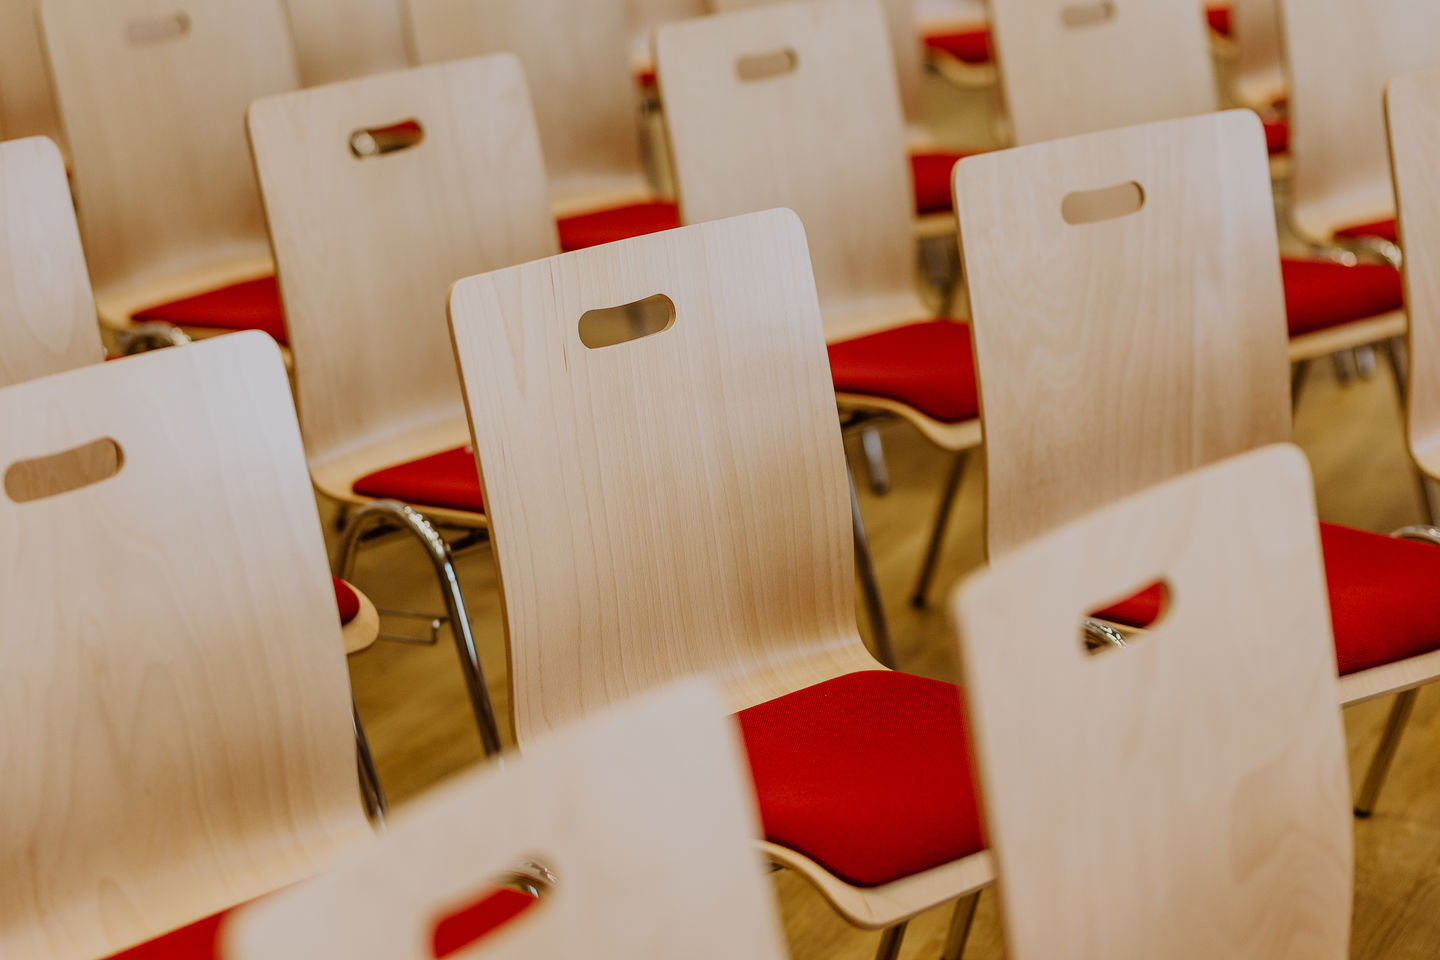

left=736, top=48, right=799, bottom=82
left=1082, top=579, right=1171, bottom=656
left=125, top=13, right=191, bottom=44
left=430, top=858, right=555, bottom=957
left=1061, top=181, right=1145, bottom=225
left=350, top=119, right=425, bottom=159
left=6, top=438, right=124, bottom=504
left=1060, top=1, right=1117, bottom=28
left=579, top=294, right=676, bottom=349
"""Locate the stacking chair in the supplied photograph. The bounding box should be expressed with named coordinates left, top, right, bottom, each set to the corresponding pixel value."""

left=0, top=333, right=375, bottom=960
left=955, top=109, right=1440, bottom=818
left=403, top=0, right=676, bottom=252
left=0, top=0, right=63, bottom=145
left=39, top=0, right=299, bottom=350
left=248, top=55, right=561, bottom=757
left=953, top=445, right=1353, bottom=960
left=1226, top=0, right=1286, bottom=115
left=448, top=209, right=993, bottom=960
left=284, top=0, right=410, bottom=86
left=225, top=682, right=789, bottom=958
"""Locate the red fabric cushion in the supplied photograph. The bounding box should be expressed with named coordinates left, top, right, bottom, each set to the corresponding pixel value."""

left=828, top=320, right=979, bottom=424
left=556, top=200, right=680, bottom=252
left=1099, top=523, right=1440, bottom=677
left=333, top=577, right=360, bottom=626
left=923, top=27, right=992, bottom=65
left=100, top=910, right=229, bottom=960
left=1206, top=3, right=1231, bottom=36
left=1335, top=218, right=1399, bottom=244
left=636, top=67, right=657, bottom=88
left=1280, top=257, right=1403, bottom=336
left=132, top=276, right=287, bottom=346
left=911, top=150, right=973, bottom=215
left=1263, top=117, right=1289, bottom=155
left=433, top=888, right=541, bottom=958
left=352, top=445, right=484, bottom=515
left=737, top=671, right=984, bottom=888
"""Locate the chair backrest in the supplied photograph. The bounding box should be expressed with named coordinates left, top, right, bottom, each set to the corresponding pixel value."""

left=0, top=0, right=63, bottom=143
left=1229, top=0, right=1285, bottom=108
left=1278, top=0, right=1440, bottom=241
left=404, top=0, right=644, bottom=202
left=0, top=332, right=367, bottom=960
left=957, top=109, right=1290, bottom=558
left=1386, top=66, right=1440, bottom=479
left=952, top=444, right=1352, bottom=960
left=0, top=137, right=102, bottom=388
left=707, top=0, right=926, bottom=127
left=986, top=0, right=1216, bottom=145
left=449, top=209, right=871, bottom=744
left=655, top=0, right=916, bottom=340
left=225, top=681, right=788, bottom=959
left=284, top=0, right=410, bottom=86
left=39, top=0, right=299, bottom=295
left=247, top=56, right=557, bottom=473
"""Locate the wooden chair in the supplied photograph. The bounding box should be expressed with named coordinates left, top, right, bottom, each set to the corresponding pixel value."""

left=224, top=681, right=789, bottom=959
left=656, top=0, right=983, bottom=636
left=0, top=333, right=374, bottom=960
left=39, top=0, right=299, bottom=349
left=247, top=54, right=560, bottom=757
left=952, top=444, right=1353, bottom=960
left=0, top=0, right=63, bottom=145
left=1227, top=0, right=1286, bottom=113
left=955, top=108, right=1440, bottom=818
left=448, top=209, right=994, bottom=960
left=284, top=0, right=409, bottom=87
left=403, top=0, right=676, bottom=252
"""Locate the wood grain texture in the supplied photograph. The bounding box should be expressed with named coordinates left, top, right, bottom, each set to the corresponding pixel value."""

left=987, top=0, right=1216, bottom=145
left=404, top=0, right=651, bottom=210
left=0, top=137, right=103, bottom=388
left=284, top=0, right=409, bottom=87
left=953, top=444, right=1352, bottom=960
left=1229, top=0, right=1285, bottom=109
left=958, top=110, right=1291, bottom=557
left=225, top=682, right=789, bottom=959
left=0, top=332, right=369, bottom=960
left=1278, top=0, right=1440, bottom=242
left=247, top=55, right=557, bottom=508
left=39, top=0, right=299, bottom=325
left=0, top=0, right=63, bottom=143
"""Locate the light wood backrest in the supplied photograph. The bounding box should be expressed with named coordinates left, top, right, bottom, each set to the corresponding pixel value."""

left=1386, top=67, right=1440, bottom=477
left=655, top=0, right=916, bottom=339
left=404, top=0, right=644, bottom=198
left=449, top=209, right=868, bottom=744
left=987, top=0, right=1216, bottom=145
left=225, top=681, right=788, bottom=959
left=1278, top=0, right=1440, bottom=241
left=284, top=0, right=409, bottom=87
left=247, top=56, right=556, bottom=472
left=0, top=332, right=367, bottom=960
left=0, top=0, right=63, bottom=143
left=1230, top=0, right=1284, bottom=108
left=956, top=110, right=1290, bottom=557
left=952, top=444, right=1352, bottom=960
left=39, top=0, right=299, bottom=294
left=707, top=0, right=925, bottom=126
left=0, top=137, right=101, bottom=388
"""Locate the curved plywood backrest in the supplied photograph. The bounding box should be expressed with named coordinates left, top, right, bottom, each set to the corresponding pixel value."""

left=655, top=0, right=916, bottom=340
left=956, top=110, right=1291, bottom=558
left=284, top=0, right=410, bottom=86
left=708, top=0, right=926, bottom=126
left=39, top=0, right=299, bottom=294
left=247, top=56, right=557, bottom=472
left=449, top=209, right=870, bottom=744
left=0, top=137, right=102, bottom=388
left=1277, top=0, right=1440, bottom=241
left=0, top=332, right=367, bottom=960
left=952, top=444, right=1351, bottom=960
left=1229, top=0, right=1285, bottom=108
left=404, top=0, right=643, bottom=201
left=0, top=0, right=63, bottom=144
left=987, top=0, right=1216, bottom=145
left=225, top=682, right=788, bottom=959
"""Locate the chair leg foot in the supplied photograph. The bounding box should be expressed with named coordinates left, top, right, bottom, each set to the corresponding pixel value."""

left=911, top=452, right=969, bottom=609
left=874, top=921, right=908, bottom=960
left=861, top=426, right=892, bottom=495
left=942, top=892, right=982, bottom=960
left=1355, top=688, right=1419, bottom=818
left=850, top=467, right=898, bottom=670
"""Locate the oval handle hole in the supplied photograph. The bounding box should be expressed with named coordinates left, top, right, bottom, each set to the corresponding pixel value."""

left=431, top=858, right=554, bottom=958
left=350, top=119, right=425, bottom=159
left=5, top=438, right=124, bottom=504
left=1060, top=1, right=1116, bottom=28
left=1061, top=181, right=1145, bottom=225
left=736, top=48, right=799, bottom=82
left=125, top=12, right=191, bottom=44
left=579, top=294, right=676, bottom=349
left=1083, top=578, right=1172, bottom=655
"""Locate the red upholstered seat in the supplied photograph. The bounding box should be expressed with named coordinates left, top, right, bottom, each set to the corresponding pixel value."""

left=1335, top=218, right=1399, bottom=244
left=1099, top=523, right=1440, bottom=677
left=132, top=276, right=287, bottom=346
left=556, top=200, right=680, bottom=252
left=1206, top=3, right=1231, bottom=36
left=911, top=150, right=974, bottom=215
left=828, top=320, right=979, bottom=424
left=1263, top=116, right=1289, bottom=155
left=923, top=27, right=992, bottom=65
left=1280, top=257, right=1403, bottom=337
left=737, top=671, right=984, bottom=888
left=333, top=577, right=360, bottom=626
left=99, top=910, right=229, bottom=959
left=352, top=445, right=485, bottom=515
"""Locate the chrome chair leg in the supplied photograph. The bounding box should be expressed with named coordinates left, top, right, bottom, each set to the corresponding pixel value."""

left=874, top=922, right=908, bottom=960
left=862, top=426, right=892, bottom=495
left=335, top=500, right=503, bottom=757
left=1355, top=688, right=1419, bottom=818
left=850, top=468, right=898, bottom=670
left=116, top=321, right=192, bottom=355
left=353, top=699, right=388, bottom=824
left=942, top=892, right=982, bottom=960
left=911, top=451, right=968, bottom=609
